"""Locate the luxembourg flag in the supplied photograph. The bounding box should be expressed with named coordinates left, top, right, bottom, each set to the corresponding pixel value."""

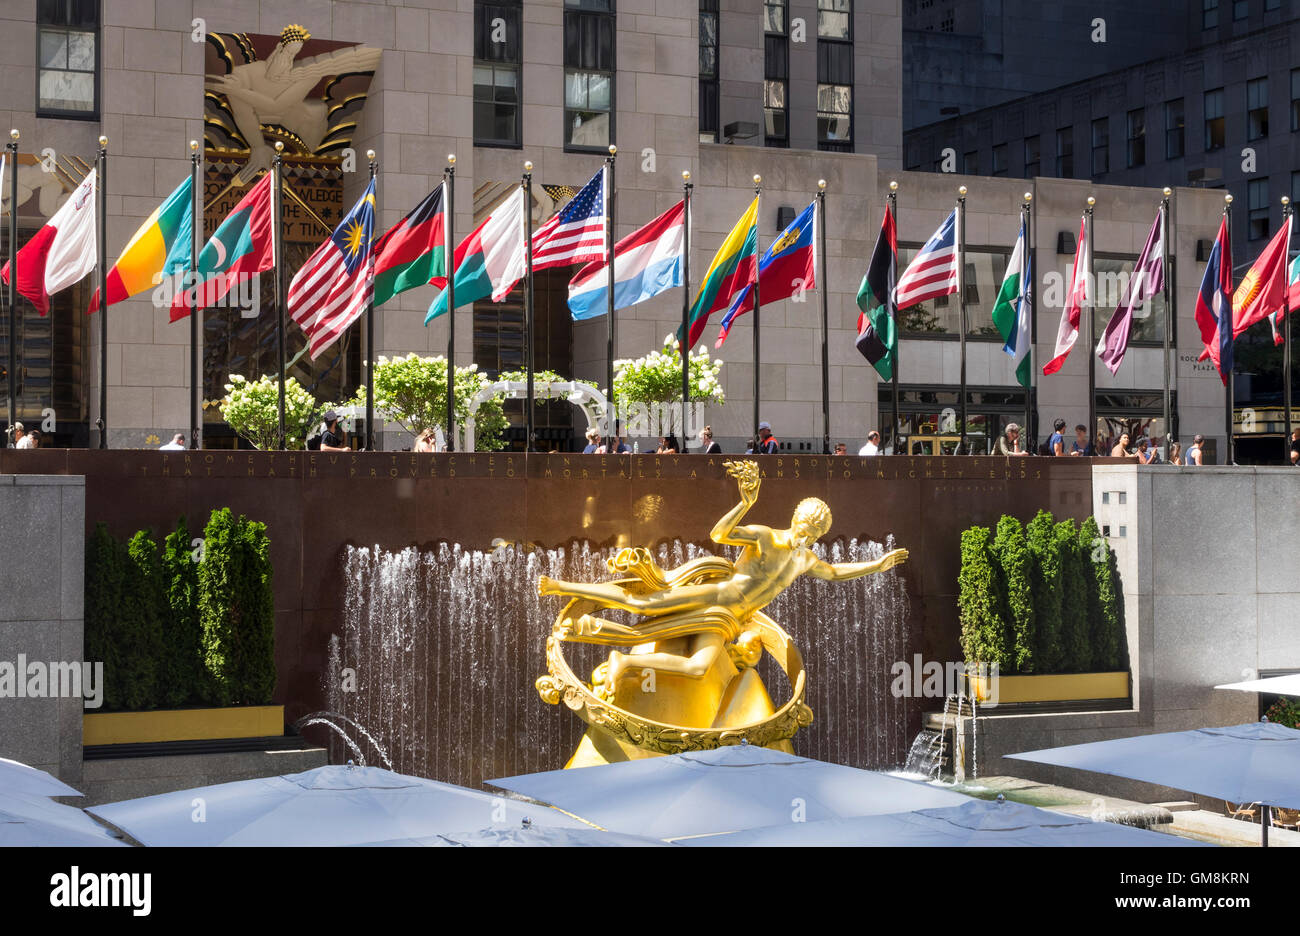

left=567, top=200, right=684, bottom=320
left=1, top=169, right=98, bottom=316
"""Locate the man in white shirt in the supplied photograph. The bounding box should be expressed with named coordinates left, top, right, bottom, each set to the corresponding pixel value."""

left=159, top=433, right=186, bottom=451
left=12, top=422, right=33, bottom=448
left=858, top=430, right=881, bottom=456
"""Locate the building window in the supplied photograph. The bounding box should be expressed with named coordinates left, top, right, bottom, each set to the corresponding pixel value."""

left=1247, top=77, right=1268, bottom=141
left=991, top=143, right=1008, bottom=176
left=817, top=0, right=852, bottom=39
left=699, top=0, right=719, bottom=142
left=1024, top=135, right=1040, bottom=176
left=1165, top=98, right=1185, bottom=158
left=1055, top=126, right=1073, bottom=177
left=1292, top=171, right=1300, bottom=206
left=37, top=0, right=99, bottom=118
left=1092, top=255, right=1170, bottom=344
left=1203, top=0, right=1219, bottom=28
left=1248, top=178, right=1269, bottom=240
left=1267, top=0, right=1281, bottom=11
left=1204, top=87, right=1225, bottom=151
left=563, top=0, right=615, bottom=151
left=1233, top=0, right=1248, bottom=18
left=765, top=5, right=789, bottom=148
left=897, top=244, right=1014, bottom=339
left=1091, top=117, right=1109, bottom=175
left=817, top=5, right=853, bottom=151
left=1126, top=108, right=1145, bottom=168
left=964, top=150, right=978, bottom=175
left=474, top=2, right=522, bottom=147
left=1292, top=69, right=1300, bottom=131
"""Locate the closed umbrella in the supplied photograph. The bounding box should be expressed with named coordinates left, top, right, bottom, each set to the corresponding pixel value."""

left=88, top=764, right=584, bottom=846
left=1, top=793, right=127, bottom=847
left=678, top=795, right=1208, bottom=846
left=0, top=756, right=83, bottom=798
left=1007, top=721, right=1300, bottom=845
left=1215, top=674, right=1300, bottom=697
left=490, top=743, right=970, bottom=840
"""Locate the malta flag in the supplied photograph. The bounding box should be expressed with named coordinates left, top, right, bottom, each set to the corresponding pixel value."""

left=171, top=172, right=273, bottom=321
left=1194, top=215, right=1233, bottom=385
left=1, top=169, right=97, bottom=316
left=714, top=199, right=816, bottom=348
left=567, top=200, right=684, bottom=320
left=425, top=186, right=526, bottom=323
left=1232, top=214, right=1292, bottom=345
left=1043, top=215, right=1090, bottom=376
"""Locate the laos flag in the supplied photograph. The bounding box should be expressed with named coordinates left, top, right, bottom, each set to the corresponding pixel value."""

left=1194, top=215, right=1233, bottom=386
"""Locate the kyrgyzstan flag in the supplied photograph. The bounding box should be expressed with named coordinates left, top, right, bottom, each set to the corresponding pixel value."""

left=1, top=169, right=98, bottom=316
left=1233, top=213, right=1292, bottom=344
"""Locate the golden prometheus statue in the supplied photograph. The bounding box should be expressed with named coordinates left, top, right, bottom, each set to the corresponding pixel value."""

left=536, top=460, right=908, bottom=767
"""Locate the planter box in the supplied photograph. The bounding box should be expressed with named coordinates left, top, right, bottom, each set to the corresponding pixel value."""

left=965, top=671, right=1129, bottom=706
left=83, top=705, right=284, bottom=746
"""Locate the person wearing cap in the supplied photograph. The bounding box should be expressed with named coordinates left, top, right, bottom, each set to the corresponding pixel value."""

left=11, top=422, right=32, bottom=449
left=995, top=422, right=1028, bottom=456
left=320, top=410, right=349, bottom=451
left=755, top=421, right=779, bottom=454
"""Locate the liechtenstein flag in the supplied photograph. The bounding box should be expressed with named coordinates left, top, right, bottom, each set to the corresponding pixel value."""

left=1194, top=215, right=1233, bottom=386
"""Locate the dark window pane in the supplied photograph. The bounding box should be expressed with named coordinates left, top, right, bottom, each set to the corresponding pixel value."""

left=475, top=5, right=521, bottom=63
left=817, top=40, right=853, bottom=84
left=765, top=34, right=788, bottom=79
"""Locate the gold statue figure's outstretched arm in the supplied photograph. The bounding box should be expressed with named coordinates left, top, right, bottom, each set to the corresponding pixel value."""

left=807, top=548, right=909, bottom=582
left=712, top=461, right=762, bottom=547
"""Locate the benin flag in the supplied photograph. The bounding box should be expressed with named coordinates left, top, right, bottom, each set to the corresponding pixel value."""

left=89, top=174, right=192, bottom=314
left=678, top=196, right=758, bottom=350
left=372, top=183, right=445, bottom=307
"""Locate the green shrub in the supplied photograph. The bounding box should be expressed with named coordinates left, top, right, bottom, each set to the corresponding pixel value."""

left=85, top=523, right=125, bottom=710
left=235, top=517, right=277, bottom=705
left=1026, top=509, right=1063, bottom=674
left=958, top=526, right=1010, bottom=668
left=992, top=515, right=1035, bottom=674
left=1266, top=698, right=1300, bottom=730
left=119, top=531, right=166, bottom=711
left=1097, top=541, right=1126, bottom=672
left=198, top=509, right=277, bottom=706
left=1055, top=519, right=1091, bottom=673
left=161, top=517, right=204, bottom=708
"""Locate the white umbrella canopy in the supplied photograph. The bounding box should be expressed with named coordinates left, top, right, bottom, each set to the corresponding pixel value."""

left=489, top=743, right=971, bottom=840
left=88, top=764, right=585, bottom=846
left=357, top=821, right=671, bottom=847
left=0, top=793, right=128, bottom=847
left=1215, top=674, right=1300, bottom=697
left=1007, top=721, right=1300, bottom=810
left=0, top=756, right=83, bottom=797
left=677, top=796, right=1210, bottom=846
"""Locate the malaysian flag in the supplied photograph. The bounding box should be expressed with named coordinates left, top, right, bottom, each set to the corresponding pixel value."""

left=288, top=179, right=376, bottom=360
left=894, top=209, right=958, bottom=310
left=531, top=166, right=606, bottom=271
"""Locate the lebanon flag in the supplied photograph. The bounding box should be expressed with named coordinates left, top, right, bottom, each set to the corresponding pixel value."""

left=1, top=169, right=97, bottom=316
left=371, top=182, right=445, bottom=308
left=1043, top=215, right=1089, bottom=376
left=170, top=172, right=274, bottom=321
left=424, top=186, right=527, bottom=323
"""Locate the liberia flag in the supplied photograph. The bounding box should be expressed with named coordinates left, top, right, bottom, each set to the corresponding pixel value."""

left=531, top=166, right=606, bottom=272
left=895, top=209, right=957, bottom=310
left=1, top=169, right=97, bottom=316
left=288, top=179, right=376, bottom=359
left=1043, top=215, right=1090, bottom=376
left=1195, top=215, right=1233, bottom=385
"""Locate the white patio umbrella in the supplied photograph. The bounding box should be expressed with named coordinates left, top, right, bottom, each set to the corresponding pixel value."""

left=360, top=820, right=671, bottom=847
left=0, top=793, right=128, bottom=847
left=0, top=756, right=83, bottom=797
left=677, top=795, right=1209, bottom=847
left=88, top=764, right=585, bottom=846
left=1007, top=721, right=1300, bottom=845
left=1215, top=674, right=1300, bottom=697
left=490, top=742, right=971, bottom=840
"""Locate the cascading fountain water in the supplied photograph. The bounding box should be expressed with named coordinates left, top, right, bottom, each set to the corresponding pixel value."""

left=321, top=536, right=917, bottom=787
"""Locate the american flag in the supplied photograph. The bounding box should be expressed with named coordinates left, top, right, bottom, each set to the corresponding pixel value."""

left=289, top=179, right=376, bottom=359
left=531, top=167, right=606, bottom=272
left=894, top=209, right=958, bottom=310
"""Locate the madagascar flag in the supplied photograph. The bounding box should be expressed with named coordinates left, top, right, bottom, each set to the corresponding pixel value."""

left=170, top=172, right=273, bottom=322
left=89, top=174, right=192, bottom=314
left=678, top=196, right=758, bottom=350
left=855, top=203, right=897, bottom=380
left=372, top=183, right=445, bottom=307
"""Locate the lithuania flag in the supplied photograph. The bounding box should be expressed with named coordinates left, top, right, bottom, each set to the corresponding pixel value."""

left=90, top=174, right=192, bottom=314
left=372, top=183, right=446, bottom=308
left=678, top=196, right=758, bottom=350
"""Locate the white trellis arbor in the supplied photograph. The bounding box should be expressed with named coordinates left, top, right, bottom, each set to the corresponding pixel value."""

left=461, top=380, right=611, bottom=451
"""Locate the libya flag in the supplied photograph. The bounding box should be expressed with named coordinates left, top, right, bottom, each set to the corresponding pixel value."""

left=992, top=221, right=1032, bottom=388
left=855, top=204, right=897, bottom=380
left=372, top=183, right=446, bottom=307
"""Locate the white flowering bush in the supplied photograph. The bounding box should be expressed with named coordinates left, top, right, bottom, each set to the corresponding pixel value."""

left=219, top=374, right=327, bottom=450
left=612, top=334, right=725, bottom=409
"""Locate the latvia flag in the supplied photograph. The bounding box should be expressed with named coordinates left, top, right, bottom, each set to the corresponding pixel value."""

left=1, top=169, right=98, bottom=316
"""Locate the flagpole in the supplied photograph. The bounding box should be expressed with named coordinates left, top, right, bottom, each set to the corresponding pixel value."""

left=97, top=136, right=108, bottom=449
left=444, top=154, right=456, bottom=451
left=5, top=129, right=17, bottom=442
left=752, top=173, right=762, bottom=442
left=1283, top=195, right=1294, bottom=463
left=1223, top=193, right=1234, bottom=465
left=365, top=150, right=377, bottom=452
left=889, top=181, right=899, bottom=451
left=817, top=179, right=830, bottom=454
left=1023, top=191, right=1034, bottom=443
left=957, top=184, right=968, bottom=454
left=1086, top=195, right=1097, bottom=450
left=1160, top=187, right=1172, bottom=463
left=272, top=141, right=286, bottom=449
left=605, top=147, right=617, bottom=441
left=189, top=141, right=201, bottom=450
left=523, top=160, right=535, bottom=452
left=681, top=170, right=693, bottom=413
